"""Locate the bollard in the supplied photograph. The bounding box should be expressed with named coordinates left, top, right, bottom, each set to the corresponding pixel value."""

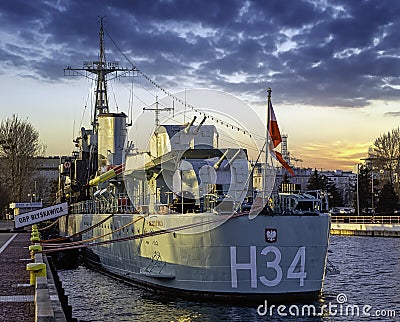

left=30, top=235, right=40, bottom=243
left=30, top=228, right=40, bottom=243
left=26, top=263, right=46, bottom=285
left=28, top=244, right=42, bottom=259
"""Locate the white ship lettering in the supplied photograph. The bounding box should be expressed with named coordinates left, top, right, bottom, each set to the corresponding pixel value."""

left=230, top=246, right=307, bottom=288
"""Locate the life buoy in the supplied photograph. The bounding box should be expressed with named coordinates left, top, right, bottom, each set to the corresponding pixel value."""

left=64, top=161, right=71, bottom=169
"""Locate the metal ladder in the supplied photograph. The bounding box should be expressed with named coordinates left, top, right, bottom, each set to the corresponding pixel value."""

left=143, top=251, right=166, bottom=274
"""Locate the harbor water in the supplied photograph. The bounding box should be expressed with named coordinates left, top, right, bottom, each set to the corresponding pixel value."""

left=57, top=236, right=400, bottom=321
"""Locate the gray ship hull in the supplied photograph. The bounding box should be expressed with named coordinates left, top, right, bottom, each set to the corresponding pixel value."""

left=59, top=212, right=330, bottom=301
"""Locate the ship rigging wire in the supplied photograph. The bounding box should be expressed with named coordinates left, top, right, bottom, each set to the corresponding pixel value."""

left=41, top=214, right=114, bottom=244
left=103, top=27, right=257, bottom=139
left=42, top=215, right=145, bottom=249
left=109, top=80, right=119, bottom=112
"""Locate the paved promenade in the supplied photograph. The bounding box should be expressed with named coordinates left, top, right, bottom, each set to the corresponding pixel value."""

left=0, top=224, right=34, bottom=322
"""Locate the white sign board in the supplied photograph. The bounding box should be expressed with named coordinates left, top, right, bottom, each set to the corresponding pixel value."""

left=14, top=202, right=68, bottom=228
left=9, top=202, right=43, bottom=209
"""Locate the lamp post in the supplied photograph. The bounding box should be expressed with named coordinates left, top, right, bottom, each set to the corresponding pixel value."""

left=356, top=163, right=360, bottom=216
left=371, top=169, right=374, bottom=221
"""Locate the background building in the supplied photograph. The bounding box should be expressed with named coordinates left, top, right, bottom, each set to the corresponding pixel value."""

left=32, top=156, right=60, bottom=206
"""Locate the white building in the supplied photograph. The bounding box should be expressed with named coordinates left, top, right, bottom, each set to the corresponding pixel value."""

left=320, top=170, right=357, bottom=206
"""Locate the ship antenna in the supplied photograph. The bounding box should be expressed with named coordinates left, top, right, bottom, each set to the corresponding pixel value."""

left=94, top=17, right=109, bottom=121
left=143, top=96, right=173, bottom=128
left=64, top=17, right=138, bottom=134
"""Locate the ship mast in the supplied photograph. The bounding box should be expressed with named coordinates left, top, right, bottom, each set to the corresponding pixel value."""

left=94, top=18, right=109, bottom=118
left=143, top=96, right=174, bottom=128
left=64, top=17, right=138, bottom=133
left=264, top=87, right=272, bottom=206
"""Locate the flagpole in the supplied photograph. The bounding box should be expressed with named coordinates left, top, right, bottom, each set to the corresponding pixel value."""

left=264, top=87, right=272, bottom=206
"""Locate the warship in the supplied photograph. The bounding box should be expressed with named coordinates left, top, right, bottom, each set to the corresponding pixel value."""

left=55, top=20, right=331, bottom=301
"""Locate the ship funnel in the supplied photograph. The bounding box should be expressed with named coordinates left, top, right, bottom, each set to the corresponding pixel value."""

left=192, top=116, right=207, bottom=135
left=214, top=149, right=230, bottom=170
left=184, top=116, right=197, bottom=134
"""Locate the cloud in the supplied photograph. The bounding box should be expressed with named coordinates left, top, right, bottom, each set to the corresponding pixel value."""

left=385, top=112, right=400, bottom=117
left=0, top=0, right=400, bottom=108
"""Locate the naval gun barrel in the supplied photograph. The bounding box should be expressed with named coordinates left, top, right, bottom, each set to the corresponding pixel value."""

left=214, top=149, right=230, bottom=170
left=223, top=149, right=242, bottom=169
left=88, top=163, right=125, bottom=186
left=192, top=116, right=207, bottom=135
left=184, top=116, right=197, bottom=134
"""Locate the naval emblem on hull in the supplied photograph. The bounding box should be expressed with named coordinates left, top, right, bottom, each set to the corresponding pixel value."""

left=265, top=228, right=277, bottom=243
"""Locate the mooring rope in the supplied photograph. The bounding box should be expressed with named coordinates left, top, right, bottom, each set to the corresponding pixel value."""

left=41, top=215, right=145, bottom=249
left=41, top=212, right=247, bottom=254
left=38, top=218, right=60, bottom=231
left=41, top=214, right=114, bottom=243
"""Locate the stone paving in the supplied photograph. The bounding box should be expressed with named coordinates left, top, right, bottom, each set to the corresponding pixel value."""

left=0, top=231, right=34, bottom=322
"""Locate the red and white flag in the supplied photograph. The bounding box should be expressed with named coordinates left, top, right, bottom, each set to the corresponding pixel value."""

left=268, top=101, right=282, bottom=149
left=271, top=150, right=295, bottom=176
left=268, top=101, right=295, bottom=176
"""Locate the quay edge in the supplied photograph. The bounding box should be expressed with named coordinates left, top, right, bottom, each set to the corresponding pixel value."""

left=331, top=223, right=400, bottom=238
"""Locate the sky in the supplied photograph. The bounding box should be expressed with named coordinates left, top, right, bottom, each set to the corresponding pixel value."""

left=0, top=0, right=399, bottom=171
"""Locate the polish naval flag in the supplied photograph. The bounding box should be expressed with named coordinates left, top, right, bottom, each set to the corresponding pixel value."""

left=268, top=101, right=295, bottom=176
left=268, top=100, right=282, bottom=149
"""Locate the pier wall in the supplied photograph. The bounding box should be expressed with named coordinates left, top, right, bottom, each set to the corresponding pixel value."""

left=331, top=216, right=400, bottom=237
left=34, top=252, right=67, bottom=322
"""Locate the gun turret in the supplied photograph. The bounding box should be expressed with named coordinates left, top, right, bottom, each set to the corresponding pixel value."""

left=214, top=149, right=230, bottom=170
left=224, top=149, right=242, bottom=169
left=184, top=116, right=197, bottom=134
left=192, top=116, right=207, bottom=135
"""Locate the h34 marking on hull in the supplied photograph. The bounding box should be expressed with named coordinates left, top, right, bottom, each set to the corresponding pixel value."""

left=230, top=246, right=307, bottom=288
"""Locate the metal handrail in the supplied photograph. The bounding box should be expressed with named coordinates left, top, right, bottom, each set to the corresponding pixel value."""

left=331, top=215, right=400, bottom=225
left=70, top=196, right=135, bottom=215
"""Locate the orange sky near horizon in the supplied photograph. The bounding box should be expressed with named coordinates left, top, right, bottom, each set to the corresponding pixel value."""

left=276, top=100, right=400, bottom=171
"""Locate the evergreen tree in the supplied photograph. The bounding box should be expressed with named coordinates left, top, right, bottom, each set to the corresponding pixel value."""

left=306, top=169, right=328, bottom=191
left=353, top=164, right=372, bottom=214
left=306, top=169, right=342, bottom=208
left=377, top=182, right=399, bottom=214
left=327, top=181, right=343, bottom=208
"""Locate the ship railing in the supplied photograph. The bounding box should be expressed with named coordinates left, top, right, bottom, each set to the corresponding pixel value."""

left=70, top=197, right=136, bottom=214
left=331, top=215, right=400, bottom=225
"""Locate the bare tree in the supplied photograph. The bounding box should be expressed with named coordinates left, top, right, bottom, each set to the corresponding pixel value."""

left=371, top=127, right=400, bottom=188
left=0, top=115, right=46, bottom=206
